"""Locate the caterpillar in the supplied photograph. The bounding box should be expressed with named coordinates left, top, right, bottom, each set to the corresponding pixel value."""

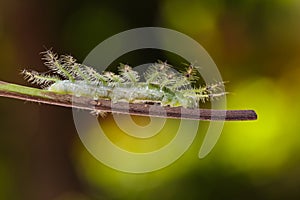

left=22, top=50, right=227, bottom=115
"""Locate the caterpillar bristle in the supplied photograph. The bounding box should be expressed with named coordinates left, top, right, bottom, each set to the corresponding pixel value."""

left=60, top=55, right=92, bottom=83
left=190, top=82, right=227, bottom=102
left=118, top=64, right=140, bottom=83
left=156, top=60, right=171, bottom=72
left=41, top=50, right=75, bottom=82
left=21, top=69, right=61, bottom=88
left=104, top=72, right=124, bottom=87
left=90, top=110, right=108, bottom=118
left=84, top=66, right=108, bottom=85
left=22, top=50, right=227, bottom=110
left=144, top=63, right=161, bottom=84
left=144, top=61, right=176, bottom=86
left=181, top=63, right=200, bottom=82
left=60, top=54, right=77, bottom=67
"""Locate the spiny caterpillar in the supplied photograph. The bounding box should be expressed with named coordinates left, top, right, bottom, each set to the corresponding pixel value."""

left=22, top=50, right=227, bottom=115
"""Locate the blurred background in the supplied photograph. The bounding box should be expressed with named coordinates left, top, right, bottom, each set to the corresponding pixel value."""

left=1, top=0, right=300, bottom=199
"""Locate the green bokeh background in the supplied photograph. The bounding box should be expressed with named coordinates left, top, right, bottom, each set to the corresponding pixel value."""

left=1, top=0, right=300, bottom=199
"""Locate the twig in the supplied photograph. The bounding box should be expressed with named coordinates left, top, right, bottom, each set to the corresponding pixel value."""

left=0, top=81, right=257, bottom=121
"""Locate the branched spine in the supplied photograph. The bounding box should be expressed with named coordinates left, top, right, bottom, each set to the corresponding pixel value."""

left=118, top=64, right=140, bottom=83
left=191, top=82, right=227, bottom=102
left=103, top=72, right=124, bottom=87
left=41, top=50, right=75, bottom=82
left=22, top=50, right=227, bottom=110
left=21, top=69, right=60, bottom=87
left=181, top=63, right=200, bottom=83
left=83, top=66, right=108, bottom=85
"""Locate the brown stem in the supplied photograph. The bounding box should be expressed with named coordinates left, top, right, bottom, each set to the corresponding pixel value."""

left=0, top=81, right=257, bottom=121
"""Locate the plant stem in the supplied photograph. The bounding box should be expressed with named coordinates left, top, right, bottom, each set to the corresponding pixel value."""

left=0, top=81, right=257, bottom=121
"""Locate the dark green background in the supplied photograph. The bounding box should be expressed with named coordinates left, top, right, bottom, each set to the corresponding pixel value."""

left=1, top=0, right=300, bottom=199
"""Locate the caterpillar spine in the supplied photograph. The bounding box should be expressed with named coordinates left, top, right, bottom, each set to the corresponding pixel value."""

left=22, top=50, right=227, bottom=116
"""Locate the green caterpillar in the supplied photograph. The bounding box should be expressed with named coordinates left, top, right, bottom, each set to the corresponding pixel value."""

left=22, top=50, right=226, bottom=111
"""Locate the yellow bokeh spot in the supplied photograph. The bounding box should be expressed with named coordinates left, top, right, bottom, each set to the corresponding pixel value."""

left=97, top=114, right=180, bottom=153
left=219, top=78, right=291, bottom=175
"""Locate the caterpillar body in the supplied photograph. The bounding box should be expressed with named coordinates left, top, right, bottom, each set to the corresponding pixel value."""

left=22, top=50, right=226, bottom=114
